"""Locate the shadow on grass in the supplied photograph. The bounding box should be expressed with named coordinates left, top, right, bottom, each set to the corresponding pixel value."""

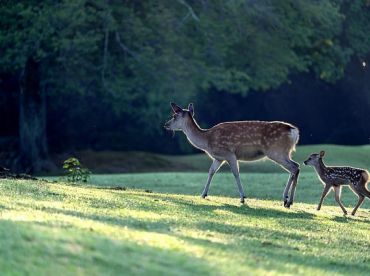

left=131, top=192, right=319, bottom=220
left=96, top=182, right=370, bottom=220
left=90, top=171, right=370, bottom=212
left=0, top=219, right=213, bottom=275
left=7, top=177, right=369, bottom=276
left=13, top=201, right=370, bottom=275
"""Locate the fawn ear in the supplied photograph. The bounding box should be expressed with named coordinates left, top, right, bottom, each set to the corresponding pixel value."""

left=319, top=150, right=325, bottom=157
left=188, top=103, right=194, bottom=116
left=170, top=102, right=182, bottom=114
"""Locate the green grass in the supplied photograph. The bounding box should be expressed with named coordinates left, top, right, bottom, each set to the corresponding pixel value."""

left=165, top=144, right=370, bottom=173
left=67, top=144, right=370, bottom=173
left=1, top=145, right=370, bottom=275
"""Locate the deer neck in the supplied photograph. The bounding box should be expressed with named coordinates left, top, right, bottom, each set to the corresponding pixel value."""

left=314, top=159, right=328, bottom=177
left=182, top=117, right=208, bottom=150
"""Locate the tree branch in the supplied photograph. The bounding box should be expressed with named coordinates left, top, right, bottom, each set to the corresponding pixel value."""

left=101, top=27, right=115, bottom=94
left=115, top=31, right=143, bottom=65
left=178, top=0, right=200, bottom=22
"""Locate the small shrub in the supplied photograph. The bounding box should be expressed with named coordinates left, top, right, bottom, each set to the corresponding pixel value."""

left=62, top=157, right=91, bottom=182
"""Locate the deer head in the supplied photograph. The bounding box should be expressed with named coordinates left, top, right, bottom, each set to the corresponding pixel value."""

left=164, top=102, right=194, bottom=131
left=303, top=151, right=325, bottom=166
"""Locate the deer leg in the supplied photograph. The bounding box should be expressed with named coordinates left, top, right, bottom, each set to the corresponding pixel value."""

left=267, top=154, right=299, bottom=208
left=317, top=184, right=331, bottom=211
left=283, top=174, right=294, bottom=205
left=351, top=195, right=365, bottom=216
left=226, top=156, right=246, bottom=203
left=333, top=186, right=347, bottom=215
left=201, top=159, right=224, bottom=198
left=350, top=182, right=366, bottom=216
left=286, top=163, right=300, bottom=208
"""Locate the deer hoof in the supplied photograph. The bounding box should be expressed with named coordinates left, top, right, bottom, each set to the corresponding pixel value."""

left=284, top=201, right=291, bottom=208
left=201, top=194, right=207, bottom=199
left=240, top=198, right=245, bottom=204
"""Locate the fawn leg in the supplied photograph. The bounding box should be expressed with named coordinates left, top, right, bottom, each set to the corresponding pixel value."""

left=351, top=195, right=365, bottom=216
left=201, top=159, right=224, bottom=198
left=349, top=183, right=366, bottom=216
left=358, top=184, right=370, bottom=199
left=226, top=155, right=246, bottom=203
left=317, top=184, right=331, bottom=211
left=333, top=186, right=347, bottom=215
left=352, top=174, right=370, bottom=215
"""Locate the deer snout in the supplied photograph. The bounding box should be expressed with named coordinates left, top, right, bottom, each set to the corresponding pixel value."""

left=303, top=160, right=308, bottom=165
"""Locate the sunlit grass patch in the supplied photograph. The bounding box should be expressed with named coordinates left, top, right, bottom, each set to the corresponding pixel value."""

left=0, top=174, right=369, bottom=275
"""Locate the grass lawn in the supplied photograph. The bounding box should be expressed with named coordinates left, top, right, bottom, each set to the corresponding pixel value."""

left=68, top=144, right=370, bottom=173
left=1, top=145, right=370, bottom=275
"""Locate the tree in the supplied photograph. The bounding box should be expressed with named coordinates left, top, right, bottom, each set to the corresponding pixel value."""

left=0, top=1, right=103, bottom=172
left=1, top=0, right=370, bottom=171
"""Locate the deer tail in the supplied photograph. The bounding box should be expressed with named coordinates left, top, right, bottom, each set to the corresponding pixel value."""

left=289, top=127, right=300, bottom=152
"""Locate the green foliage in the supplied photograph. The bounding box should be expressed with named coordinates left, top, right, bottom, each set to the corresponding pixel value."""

left=62, top=157, right=91, bottom=182
left=344, top=0, right=370, bottom=56
left=0, top=0, right=370, bottom=135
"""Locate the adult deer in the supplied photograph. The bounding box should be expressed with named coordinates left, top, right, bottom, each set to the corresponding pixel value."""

left=164, top=103, right=300, bottom=207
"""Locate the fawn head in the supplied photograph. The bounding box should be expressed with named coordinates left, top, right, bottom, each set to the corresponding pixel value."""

left=304, top=151, right=325, bottom=166
left=164, top=102, right=194, bottom=131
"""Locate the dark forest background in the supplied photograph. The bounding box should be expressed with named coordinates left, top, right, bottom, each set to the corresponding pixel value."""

left=0, top=0, right=370, bottom=173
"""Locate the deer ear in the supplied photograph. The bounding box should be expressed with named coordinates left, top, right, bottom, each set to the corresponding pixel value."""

left=319, top=151, right=325, bottom=157
left=170, top=102, right=182, bottom=113
left=188, top=103, right=194, bottom=116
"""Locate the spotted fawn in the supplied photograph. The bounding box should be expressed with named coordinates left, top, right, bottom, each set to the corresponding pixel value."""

left=164, top=102, right=300, bottom=207
left=304, top=151, right=370, bottom=215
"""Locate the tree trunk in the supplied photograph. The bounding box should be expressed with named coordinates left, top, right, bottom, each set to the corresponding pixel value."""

left=14, top=58, right=49, bottom=173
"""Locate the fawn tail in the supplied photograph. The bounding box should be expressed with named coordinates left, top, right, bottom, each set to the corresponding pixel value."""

left=359, top=171, right=370, bottom=198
